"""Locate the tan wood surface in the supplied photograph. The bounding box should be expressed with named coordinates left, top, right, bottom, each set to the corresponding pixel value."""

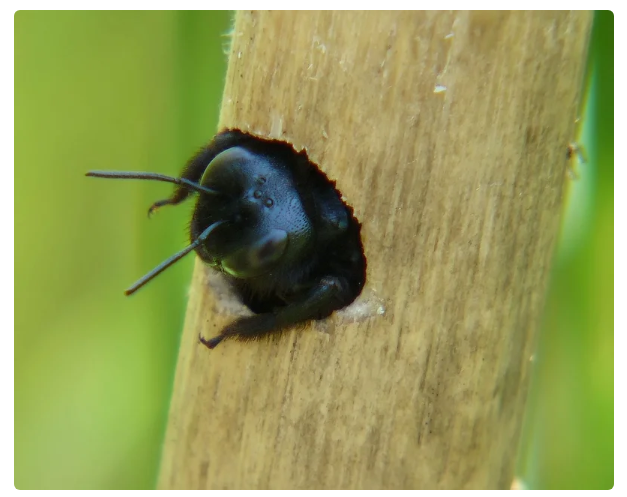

left=158, top=11, right=592, bottom=489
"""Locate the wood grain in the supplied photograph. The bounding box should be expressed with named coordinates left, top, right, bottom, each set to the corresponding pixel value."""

left=158, top=11, right=592, bottom=489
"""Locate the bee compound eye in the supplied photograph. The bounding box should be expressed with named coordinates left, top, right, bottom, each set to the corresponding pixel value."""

left=221, top=229, right=289, bottom=277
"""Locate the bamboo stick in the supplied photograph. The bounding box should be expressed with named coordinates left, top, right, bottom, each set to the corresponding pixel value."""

left=158, top=11, right=592, bottom=489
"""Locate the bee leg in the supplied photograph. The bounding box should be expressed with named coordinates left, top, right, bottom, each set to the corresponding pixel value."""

left=148, top=144, right=219, bottom=216
left=199, top=276, right=350, bottom=349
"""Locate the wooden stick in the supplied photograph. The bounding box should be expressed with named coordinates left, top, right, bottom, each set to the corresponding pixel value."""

left=158, top=11, right=592, bottom=489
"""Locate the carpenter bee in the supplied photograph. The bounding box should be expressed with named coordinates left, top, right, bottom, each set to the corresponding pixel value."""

left=87, top=130, right=366, bottom=348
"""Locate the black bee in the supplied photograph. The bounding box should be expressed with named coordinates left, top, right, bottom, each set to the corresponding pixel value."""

left=87, top=130, right=366, bottom=348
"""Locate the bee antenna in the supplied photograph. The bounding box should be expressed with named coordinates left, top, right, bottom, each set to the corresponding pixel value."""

left=124, top=220, right=226, bottom=296
left=86, top=170, right=220, bottom=196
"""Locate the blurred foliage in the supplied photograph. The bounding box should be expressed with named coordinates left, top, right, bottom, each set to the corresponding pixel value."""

left=15, top=11, right=612, bottom=489
left=517, top=10, right=614, bottom=490
left=15, top=11, right=232, bottom=488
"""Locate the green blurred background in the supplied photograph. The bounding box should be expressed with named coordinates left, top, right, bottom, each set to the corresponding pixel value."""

left=14, top=11, right=613, bottom=489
